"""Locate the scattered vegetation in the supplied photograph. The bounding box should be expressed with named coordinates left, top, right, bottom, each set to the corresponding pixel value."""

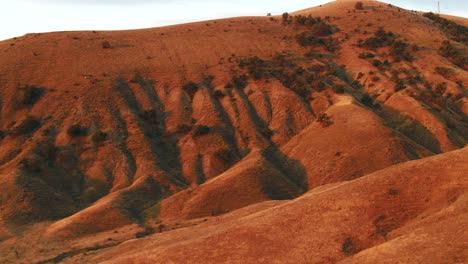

left=356, top=27, right=415, bottom=63
left=434, top=66, right=457, bottom=80
left=438, top=41, right=467, bottom=69
left=423, top=12, right=468, bottom=44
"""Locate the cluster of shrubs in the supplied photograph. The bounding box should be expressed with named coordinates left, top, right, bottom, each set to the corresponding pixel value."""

left=438, top=41, right=467, bottom=69
left=390, top=40, right=414, bottom=62
left=360, top=27, right=396, bottom=49
left=423, top=12, right=468, bottom=44
left=357, top=27, right=414, bottom=62
left=434, top=66, right=457, bottom=80
left=295, top=32, right=340, bottom=52
left=225, top=74, right=249, bottom=89
left=238, top=55, right=348, bottom=99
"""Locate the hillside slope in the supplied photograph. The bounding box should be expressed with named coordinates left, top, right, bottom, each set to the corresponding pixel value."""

left=0, top=0, right=467, bottom=262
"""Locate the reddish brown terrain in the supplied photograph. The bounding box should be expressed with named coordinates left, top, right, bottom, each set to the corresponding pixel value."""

left=0, top=0, right=467, bottom=263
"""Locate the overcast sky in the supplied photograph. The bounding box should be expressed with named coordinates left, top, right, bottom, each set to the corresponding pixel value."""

left=0, top=0, right=466, bottom=41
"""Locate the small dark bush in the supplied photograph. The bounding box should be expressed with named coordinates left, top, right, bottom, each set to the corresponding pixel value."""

left=21, top=85, right=45, bottom=106
left=213, top=90, right=226, bottom=98
left=67, top=124, right=88, bottom=137
left=175, top=124, right=192, bottom=134
left=435, top=82, right=448, bottom=95
left=361, top=94, right=375, bottom=108
left=92, top=130, right=108, bottom=143
left=135, top=228, right=155, bottom=238
left=192, top=125, right=210, bottom=137
left=261, top=127, right=274, bottom=139
left=182, top=81, right=199, bottom=100
left=139, top=109, right=159, bottom=125
left=0, top=130, right=6, bottom=140
left=231, top=74, right=249, bottom=89
left=390, top=40, right=414, bottom=62
left=317, top=113, right=333, bottom=127
left=342, top=237, right=358, bottom=256
left=358, top=52, right=375, bottom=59
left=102, top=41, right=111, bottom=49
left=332, top=84, right=346, bottom=93
left=13, top=116, right=41, bottom=135
left=282, top=12, right=289, bottom=23
left=355, top=2, right=364, bottom=10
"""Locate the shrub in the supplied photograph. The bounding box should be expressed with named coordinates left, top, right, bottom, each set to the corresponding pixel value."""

left=175, top=124, right=192, bottom=134
left=12, top=116, right=41, bottom=135
left=282, top=12, right=289, bottom=23
left=21, top=85, right=45, bottom=106
left=390, top=40, right=414, bottom=62
left=67, top=124, right=88, bottom=137
left=342, top=237, right=358, bottom=256
left=192, top=125, right=210, bottom=137
left=102, top=41, right=111, bottom=49
left=0, top=130, right=6, bottom=140
left=231, top=74, right=249, bottom=89
left=182, top=81, right=199, bottom=100
left=317, top=113, right=333, bottom=127
left=213, top=90, right=226, bottom=98
left=358, top=52, right=375, bottom=59
left=332, top=84, right=346, bottom=93
left=355, top=2, right=364, bottom=10
left=92, top=130, right=108, bottom=143
left=261, top=127, right=274, bottom=139
left=361, top=94, right=375, bottom=108
left=435, top=82, right=448, bottom=95
left=239, top=56, right=268, bottom=79
left=394, top=78, right=406, bottom=92
left=135, top=227, right=155, bottom=238
left=139, top=109, right=159, bottom=125
left=363, top=28, right=395, bottom=49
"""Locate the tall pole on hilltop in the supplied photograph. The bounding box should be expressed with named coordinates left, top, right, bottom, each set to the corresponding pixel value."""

left=438, top=1, right=440, bottom=14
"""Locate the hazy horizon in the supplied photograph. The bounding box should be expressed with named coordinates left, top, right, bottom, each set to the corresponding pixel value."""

left=1, top=0, right=466, bottom=41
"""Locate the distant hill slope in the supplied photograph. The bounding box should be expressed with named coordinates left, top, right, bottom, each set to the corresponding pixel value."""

left=0, top=0, right=466, bottom=262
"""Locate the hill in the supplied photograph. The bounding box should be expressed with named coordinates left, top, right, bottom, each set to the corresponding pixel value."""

left=0, top=0, right=467, bottom=263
